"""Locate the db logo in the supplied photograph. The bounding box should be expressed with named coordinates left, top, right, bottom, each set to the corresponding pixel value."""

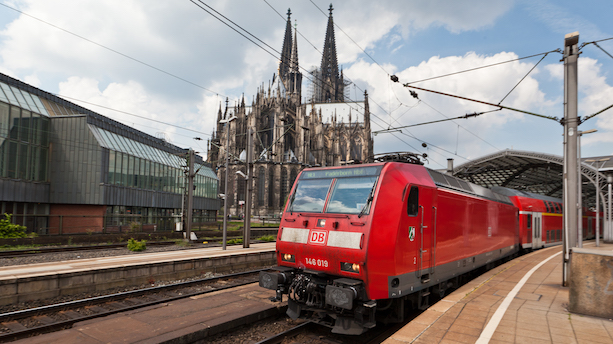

left=309, top=230, right=328, bottom=245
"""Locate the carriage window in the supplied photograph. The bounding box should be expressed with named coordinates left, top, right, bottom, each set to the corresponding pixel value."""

left=407, top=186, right=419, bottom=217
left=545, top=202, right=551, bottom=213
left=527, top=214, right=532, bottom=229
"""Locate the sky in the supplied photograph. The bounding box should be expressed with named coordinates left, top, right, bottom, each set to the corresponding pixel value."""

left=0, top=0, right=611, bottom=170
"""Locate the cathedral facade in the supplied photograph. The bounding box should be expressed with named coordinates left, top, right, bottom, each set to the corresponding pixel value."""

left=207, top=6, right=374, bottom=217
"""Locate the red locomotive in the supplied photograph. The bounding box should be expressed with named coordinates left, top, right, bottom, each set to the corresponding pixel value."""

left=259, top=155, right=576, bottom=334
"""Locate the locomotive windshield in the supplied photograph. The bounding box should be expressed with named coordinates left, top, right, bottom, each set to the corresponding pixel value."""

left=288, top=166, right=382, bottom=215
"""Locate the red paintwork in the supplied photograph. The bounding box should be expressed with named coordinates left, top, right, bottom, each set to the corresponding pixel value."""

left=275, top=162, right=519, bottom=301
left=507, top=194, right=600, bottom=247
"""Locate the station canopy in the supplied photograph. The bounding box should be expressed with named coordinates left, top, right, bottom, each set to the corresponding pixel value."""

left=451, top=150, right=613, bottom=209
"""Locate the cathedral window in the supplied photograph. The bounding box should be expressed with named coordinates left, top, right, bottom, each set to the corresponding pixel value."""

left=280, top=167, right=288, bottom=208
left=268, top=168, right=275, bottom=207
left=257, top=167, right=265, bottom=206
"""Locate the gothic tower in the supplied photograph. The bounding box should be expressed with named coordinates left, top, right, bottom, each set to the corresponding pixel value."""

left=313, top=4, right=344, bottom=103
left=208, top=5, right=373, bottom=217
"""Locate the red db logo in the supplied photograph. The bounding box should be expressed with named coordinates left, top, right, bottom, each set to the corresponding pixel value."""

left=309, top=230, right=328, bottom=245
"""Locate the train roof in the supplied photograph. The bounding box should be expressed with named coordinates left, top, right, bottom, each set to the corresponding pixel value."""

left=426, top=168, right=512, bottom=205
left=491, top=186, right=563, bottom=204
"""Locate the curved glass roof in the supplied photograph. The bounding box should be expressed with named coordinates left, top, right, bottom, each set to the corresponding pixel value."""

left=0, top=81, right=50, bottom=117
left=89, top=125, right=216, bottom=179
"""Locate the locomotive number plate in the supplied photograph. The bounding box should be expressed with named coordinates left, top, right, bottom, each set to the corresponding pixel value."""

left=305, top=257, right=329, bottom=268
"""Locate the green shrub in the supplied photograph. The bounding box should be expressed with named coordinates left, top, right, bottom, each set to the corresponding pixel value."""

left=0, top=214, right=27, bottom=238
left=129, top=221, right=141, bottom=233
left=257, top=235, right=276, bottom=242
left=226, top=238, right=243, bottom=245
left=127, top=238, right=147, bottom=252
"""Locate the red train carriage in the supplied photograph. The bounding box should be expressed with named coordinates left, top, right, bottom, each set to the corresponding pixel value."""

left=260, top=159, right=520, bottom=334
left=493, top=187, right=564, bottom=249
left=493, top=187, right=600, bottom=249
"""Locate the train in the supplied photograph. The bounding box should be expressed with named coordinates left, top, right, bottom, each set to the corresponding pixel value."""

left=259, top=154, right=596, bottom=334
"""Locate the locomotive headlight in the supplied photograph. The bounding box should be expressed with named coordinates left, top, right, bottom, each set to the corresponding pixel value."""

left=341, top=262, right=360, bottom=273
left=282, top=253, right=295, bottom=263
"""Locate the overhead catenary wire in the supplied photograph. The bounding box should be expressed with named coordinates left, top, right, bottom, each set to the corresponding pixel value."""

left=498, top=52, right=550, bottom=105
left=0, top=2, right=233, bottom=101
left=394, top=82, right=560, bottom=122
left=403, top=49, right=562, bottom=85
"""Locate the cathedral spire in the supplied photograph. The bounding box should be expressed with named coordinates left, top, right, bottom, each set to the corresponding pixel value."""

left=364, top=90, right=373, bottom=162
left=289, top=20, right=302, bottom=99
left=290, top=21, right=299, bottom=74
left=279, top=9, right=293, bottom=87
left=316, top=4, right=344, bottom=103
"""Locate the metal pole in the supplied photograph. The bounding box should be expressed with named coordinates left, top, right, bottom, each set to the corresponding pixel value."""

left=577, top=134, right=582, bottom=248
left=596, top=165, right=600, bottom=247
left=606, top=174, right=613, bottom=242
left=186, top=149, right=194, bottom=243
left=222, top=123, right=231, bottom=250
left=244, top=128, right=253, bottom=248
left=562, top=126, right=568, bottom=286
left=562, top=31, right=579, bottom=286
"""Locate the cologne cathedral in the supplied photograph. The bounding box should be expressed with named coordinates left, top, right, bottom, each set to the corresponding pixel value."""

left=207, top=5, right=374, bottom=216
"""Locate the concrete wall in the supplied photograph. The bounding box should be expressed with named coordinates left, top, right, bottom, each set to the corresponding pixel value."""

left=569, top=248, right=613, bottom=318
left=0, top=251, right=276, bottom=305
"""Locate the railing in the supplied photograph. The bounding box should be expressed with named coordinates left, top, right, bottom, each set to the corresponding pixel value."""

left=5, top=213, right=280, bottom=236
left=5, top=214, right=217, bottom=235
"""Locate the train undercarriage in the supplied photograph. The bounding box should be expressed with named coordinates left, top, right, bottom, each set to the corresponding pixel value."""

left=259, top=267, right=376, bottom=334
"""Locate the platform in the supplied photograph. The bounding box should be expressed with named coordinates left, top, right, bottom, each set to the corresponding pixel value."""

left=384, top=243, right=613, bottom=344
left=0, top=242, right=276, bottom=305
left=11, top=283, right=283, bottom=344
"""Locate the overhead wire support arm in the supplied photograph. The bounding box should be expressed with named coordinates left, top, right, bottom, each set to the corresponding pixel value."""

left=498, top=52, right=550, bottom=105
left=391, top=77, right=560, bottom=122
left=372, top=110, right=497, bottom=135
left=581, top=103, right=613, bottom=123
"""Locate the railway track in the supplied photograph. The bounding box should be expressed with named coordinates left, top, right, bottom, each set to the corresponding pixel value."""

left=0, top=241, right=178, bottom=258
left=253, top=320, right=409, bottom=344
left=0, top=269, right=265, bottom=342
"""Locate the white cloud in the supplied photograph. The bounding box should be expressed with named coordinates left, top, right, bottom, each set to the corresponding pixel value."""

left=0, top=0, right=609, bottom=163
left=345, top=51, right=555, bottom=161
left=57, top=76, right=207, bottom=150
left=545, top=57, right=613, bottom=151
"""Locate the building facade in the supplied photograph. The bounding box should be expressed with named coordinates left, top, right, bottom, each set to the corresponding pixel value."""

left=0, top=73, right=220, bottom=234
left=207, top=5, right=374, bottom=217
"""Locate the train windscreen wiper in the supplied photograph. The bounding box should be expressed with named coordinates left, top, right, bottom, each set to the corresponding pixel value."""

left=358, top=181, right=377, bottom=218
left=288, top=191, right=296, bottom=215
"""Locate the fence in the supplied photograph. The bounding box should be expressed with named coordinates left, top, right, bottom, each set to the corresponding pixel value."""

left=5, top=213, right=280, bottom=236
left=6, top=214, right=217, bottom=235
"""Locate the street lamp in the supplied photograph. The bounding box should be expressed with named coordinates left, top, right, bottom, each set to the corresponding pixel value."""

left=220, top=115, right=237, bottom=250
left=577, top=129, right=597, bottom=248
left=585, top=157, right=609, bottom=246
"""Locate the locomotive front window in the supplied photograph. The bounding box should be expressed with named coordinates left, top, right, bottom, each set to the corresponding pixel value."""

left=325, top=176, right=378, bottom=214
left=289, top=178, right=333, bottom=213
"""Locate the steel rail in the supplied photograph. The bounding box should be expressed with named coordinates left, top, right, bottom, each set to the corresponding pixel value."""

left=0, top=269, right=268, bottom=342
left=0, top=241, right=176, bottom=258
left=254, top=321, right=315, bottom=344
